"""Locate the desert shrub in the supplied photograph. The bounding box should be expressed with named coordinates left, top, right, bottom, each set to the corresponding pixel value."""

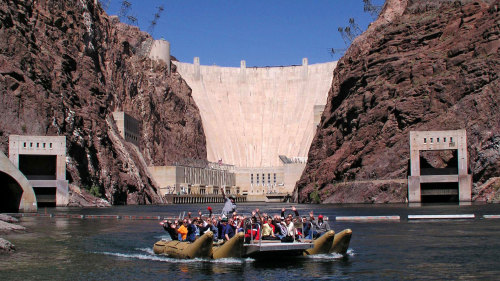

left=309, top=186, right=321, bottom=204
left=88, top=184, right=102, bottom=198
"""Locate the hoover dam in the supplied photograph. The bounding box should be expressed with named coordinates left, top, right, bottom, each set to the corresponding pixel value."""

left=174, top=58, right=337, bottom=199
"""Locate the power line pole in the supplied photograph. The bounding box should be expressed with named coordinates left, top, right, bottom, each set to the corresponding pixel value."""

left=148, top=5, right=165, bottom=35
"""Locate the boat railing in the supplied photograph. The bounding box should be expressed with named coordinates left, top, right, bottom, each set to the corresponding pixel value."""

left=294, top=221, right=315, bottom=242
left=245, top=220, right=316, bottom=245
left=242, top=218, right=262, bottom=245
left=168, top=212, right=317, bottom=243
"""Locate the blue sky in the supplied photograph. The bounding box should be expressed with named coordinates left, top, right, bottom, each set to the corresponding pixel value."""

left=104, top=0, right=384, bottom=67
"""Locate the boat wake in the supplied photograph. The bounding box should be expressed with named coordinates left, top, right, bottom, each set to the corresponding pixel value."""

left=94, top=244, right=353, bottom=263
left=305, top=248, right=355, bottom=260
left=93, top=248, right=254, bottom=264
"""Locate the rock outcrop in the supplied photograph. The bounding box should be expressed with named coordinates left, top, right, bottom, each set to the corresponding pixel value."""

left=0, top=237, right=16, bottom=253
left=0, top=0, right=206, bottom=204
left=297, top=0, right=500, bottom=203
left=0, top=214, right=23, bottom=253
left=473, top=177, right=500, bottom=202
left=0, top=214, right=18, bottom=223
left=0, top=220, right=25, bottom=233
left=67, top=183, right=111, bottom=207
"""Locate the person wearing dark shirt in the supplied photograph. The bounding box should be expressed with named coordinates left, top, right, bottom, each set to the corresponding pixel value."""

left=186, top=220, right=197, bottom=242
left=198, top=220, right=210, bottom=236
left=221, top=217, right=235, bottom=241
left=280, top=206, right=300, bottom=220
left=160, top=220, right=179, bottom=241
left=309, top=212, right=331, bottom=239
left=217, top=219, right=224, bottom=240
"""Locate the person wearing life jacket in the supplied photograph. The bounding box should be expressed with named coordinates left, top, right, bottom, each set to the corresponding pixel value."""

left=177, top=219, right=189, bottom=241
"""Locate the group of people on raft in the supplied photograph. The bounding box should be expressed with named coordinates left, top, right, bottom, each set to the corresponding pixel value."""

left=160, top=187, right=331, bottom=243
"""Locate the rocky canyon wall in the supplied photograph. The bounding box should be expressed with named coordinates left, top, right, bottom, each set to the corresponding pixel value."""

left=0, top=0, right=206, bottom=204
left=297, top=0, right=500, bottom=203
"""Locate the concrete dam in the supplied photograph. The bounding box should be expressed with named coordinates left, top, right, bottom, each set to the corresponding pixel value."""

left=174, top=58, right=337, bottom=199
left=175, top=59, right=337, bottom=167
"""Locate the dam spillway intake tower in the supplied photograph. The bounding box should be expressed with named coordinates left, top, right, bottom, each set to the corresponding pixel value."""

left=408, top=130, right=472, bottom=203
left=8, top=135, right=68, bottom=207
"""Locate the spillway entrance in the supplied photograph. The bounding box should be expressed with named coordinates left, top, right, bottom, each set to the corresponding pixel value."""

left=421, top=182, right=459, bottom=203
left=419, top=150, right=459, bottom=203
left=0, top=171, right=23, bottom=212
left=33, top=187, right=56, bottom=207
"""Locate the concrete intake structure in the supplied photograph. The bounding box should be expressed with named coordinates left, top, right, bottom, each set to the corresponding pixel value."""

left=112, top=111, right=140, bottom=147
left=148, top=39, right=171, bottom=74
left=174, top=58, right=337, bottom=199
left=9, top=135, right=69, bottom=207
left=408, top=130, right=472, bottom=203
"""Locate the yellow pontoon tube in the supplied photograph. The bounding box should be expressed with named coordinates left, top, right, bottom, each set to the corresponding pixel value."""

left=212, top=232, right=245, bottom=259
left=330, top=229, right=352, bottom=255
left=303, top=230, right=335, bottom=256
left=153, top=231, right=214, bottom=259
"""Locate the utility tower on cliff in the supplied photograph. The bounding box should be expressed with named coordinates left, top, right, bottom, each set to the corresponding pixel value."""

left=148, top=5, right=165, bottom=36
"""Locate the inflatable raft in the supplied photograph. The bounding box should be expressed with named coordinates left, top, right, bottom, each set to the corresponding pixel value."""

left=153, top=231, right=214, bottom=259
left=153, top=229, right=352, bottom=260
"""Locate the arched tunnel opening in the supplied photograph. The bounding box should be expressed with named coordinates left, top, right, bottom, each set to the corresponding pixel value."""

left=0, top=171, right=23, bottom=213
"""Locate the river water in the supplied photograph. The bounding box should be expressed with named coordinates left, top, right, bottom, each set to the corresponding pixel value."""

left=1, top=203, right=500, bottom=280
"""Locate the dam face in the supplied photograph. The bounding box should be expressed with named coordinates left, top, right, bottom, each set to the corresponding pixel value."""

left=175, top=59, right=336, bottom=167
left=174, top=58, right=336, bottom=198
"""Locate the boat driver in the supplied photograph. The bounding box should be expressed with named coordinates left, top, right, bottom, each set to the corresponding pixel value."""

left=220, top=186, right=236, bottom=217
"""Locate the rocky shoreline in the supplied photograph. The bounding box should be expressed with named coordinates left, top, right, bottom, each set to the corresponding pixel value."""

left=0, top=214, right=25, bottom=253
left=0, top=183, right=112, bottom=253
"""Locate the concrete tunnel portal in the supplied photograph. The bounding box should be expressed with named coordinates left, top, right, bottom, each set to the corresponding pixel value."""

left=0, top=151, right=37, bottom=212
left=0, top=171, right=24, bottom=212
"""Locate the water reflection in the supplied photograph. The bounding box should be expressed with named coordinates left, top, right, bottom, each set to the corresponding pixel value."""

left=1, top=203, right=500, bottom=280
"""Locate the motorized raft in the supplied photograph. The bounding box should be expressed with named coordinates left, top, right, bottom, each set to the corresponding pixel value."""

left=153, top=229, right=352, bottom=260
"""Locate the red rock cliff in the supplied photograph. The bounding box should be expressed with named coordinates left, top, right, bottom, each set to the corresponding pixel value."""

left=0, top=0, right=207, bottom=204
left=297, top=0, right=500, bottom=203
